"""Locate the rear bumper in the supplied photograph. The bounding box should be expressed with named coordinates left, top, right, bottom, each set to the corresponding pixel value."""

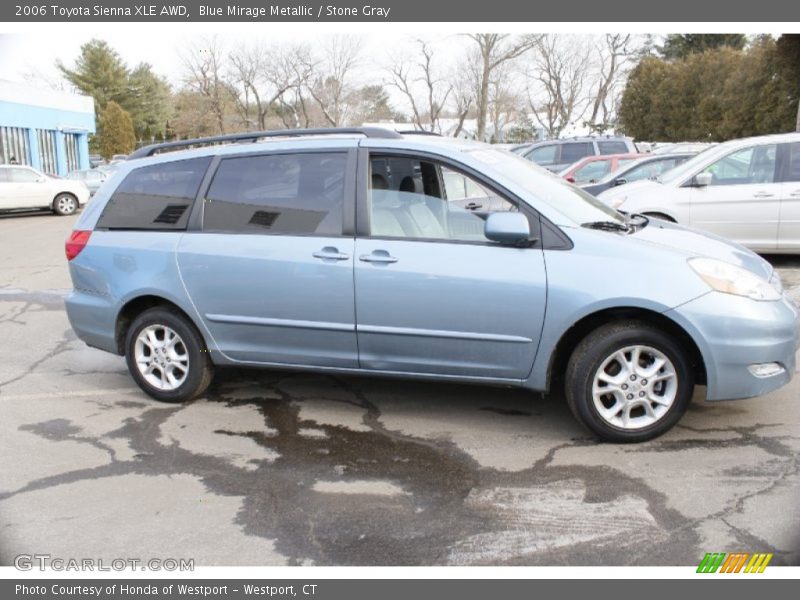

left=666, top=292, right=799, bottom=401
left=64, top=289, right=119, bottom=355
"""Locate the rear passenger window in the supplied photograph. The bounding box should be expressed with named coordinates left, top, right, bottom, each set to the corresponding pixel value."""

left=560, top=142, right=594, bottom=164
left=97, top=157, right=211, bottom=230
left=203, top=152, right=346, bottom=235
left=525, top=145, right=557, bottom=165
left=598, top=141, right=629, bottom=155
left=785, top=143, right=800, bottom=183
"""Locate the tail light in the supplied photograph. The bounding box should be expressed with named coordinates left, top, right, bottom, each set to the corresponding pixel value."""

left=65, top=230, right=92, bottom=261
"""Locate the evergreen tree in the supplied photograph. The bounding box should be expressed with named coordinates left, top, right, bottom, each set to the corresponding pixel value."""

left=619, top=38, right=798, bottom=141
left=775, top=34, right=800, bottom=130
left=58, top=39, right=129, bottom=111
left=127, top=63, right=173, bottom=139
left=58, top=40, right=172, bottom=141
left=659, top=34, right=747, bottom=60
left=98, top=101, right=136, bottom=159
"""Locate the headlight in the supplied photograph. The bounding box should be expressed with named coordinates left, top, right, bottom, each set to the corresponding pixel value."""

left=688, top=257, right=781, bottom=301
left=610, top=196, right=626, bottom=209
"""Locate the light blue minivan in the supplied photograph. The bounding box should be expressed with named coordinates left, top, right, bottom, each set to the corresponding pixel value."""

left=64, top=128, right=799, bottom=442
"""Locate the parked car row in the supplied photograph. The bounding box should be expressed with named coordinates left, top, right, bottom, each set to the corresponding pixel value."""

left=66, top=168, right=109, bottom=195
left=0, top=165, right=90, bottom=216
left=597, top=133, right=800, bottom=253
left=0, top=152, right=126, bottom=215
left=515, top=136, right=638, bottom=172
left=559, top=153, right=643, bottom=185
left=581, top=153, right=696, bottom=196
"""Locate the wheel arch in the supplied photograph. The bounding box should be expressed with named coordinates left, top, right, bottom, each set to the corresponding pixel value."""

left=53, top=190, right=79, bottom=202
left=115, top=294, right=208, bottom=355
left=545, top=306, right=707, bottom=393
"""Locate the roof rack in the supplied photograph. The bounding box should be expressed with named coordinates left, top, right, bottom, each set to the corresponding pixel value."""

left=128, top=127, right=403, bottom=159
left=396, top=130, right=441, bottom=136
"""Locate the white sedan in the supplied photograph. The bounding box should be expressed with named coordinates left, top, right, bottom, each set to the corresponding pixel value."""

left=597, top=132, right=800, bottom=254
left=0, top=165, right=90, bottom=216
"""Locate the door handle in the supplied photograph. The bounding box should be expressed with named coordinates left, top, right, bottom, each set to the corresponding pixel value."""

left=753, top=192, right=775, bottom=198
left=312, top=247, right=350, bottom=261
left=359, top=250, right=398, bottom=264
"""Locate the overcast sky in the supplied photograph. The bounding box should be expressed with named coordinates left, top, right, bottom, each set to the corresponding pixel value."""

left=0, top=31, right=467, bottom=92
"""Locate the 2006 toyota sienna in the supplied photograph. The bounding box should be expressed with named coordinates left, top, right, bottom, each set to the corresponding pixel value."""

left=64, top=128, right=800, bottom=442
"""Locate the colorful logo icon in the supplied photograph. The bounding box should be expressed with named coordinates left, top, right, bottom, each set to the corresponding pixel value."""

left=697, top=552, right=773, bottom=573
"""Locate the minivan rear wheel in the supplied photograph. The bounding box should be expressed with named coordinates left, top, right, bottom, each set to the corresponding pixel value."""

left=124, top=307, right=214, bottom=403
left=565, top=321, right=693, bottom=443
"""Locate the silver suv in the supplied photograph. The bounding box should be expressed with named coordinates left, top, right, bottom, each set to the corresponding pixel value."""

left=519, top=136, right=637, bottom=172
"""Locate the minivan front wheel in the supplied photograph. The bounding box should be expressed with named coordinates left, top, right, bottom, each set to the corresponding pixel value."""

left=565, top=321, right=693, bottom=443
left=124, top=307, right=214, bottom=403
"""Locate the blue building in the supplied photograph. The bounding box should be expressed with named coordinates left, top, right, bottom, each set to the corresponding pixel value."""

left=0, top=80, right=95, bottom=176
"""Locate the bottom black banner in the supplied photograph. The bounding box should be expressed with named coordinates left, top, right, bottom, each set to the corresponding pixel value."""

left=1, top=579, right=795, bottom=600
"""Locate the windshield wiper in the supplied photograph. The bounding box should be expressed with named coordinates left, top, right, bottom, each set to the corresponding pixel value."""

left=581, top=220, right=630, bottom=232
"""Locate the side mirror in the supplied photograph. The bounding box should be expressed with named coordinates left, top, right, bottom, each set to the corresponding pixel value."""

left=484, top=212, right=532, bottom=247
left=694, top=172, right=713, bottom=187
left=614, top=178, right=627, bottom=187
left=565, top=176, right=576, bottom=184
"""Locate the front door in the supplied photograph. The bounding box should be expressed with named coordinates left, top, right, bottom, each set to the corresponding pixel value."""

left=778, top=141, right=800, bottom=252
left=354, top=152, right=547, bottom=380
left=2, top=167, right=44, bottom=209
left=689, top=143, right=780, bottom=251
left=177, top=149, right=359, bottom=367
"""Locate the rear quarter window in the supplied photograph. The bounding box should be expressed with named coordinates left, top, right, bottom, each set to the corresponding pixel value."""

left=560, top=142, right=594, bottom=164
left=597, top=141, right=630, bottom=154
left=525, top=144, right=558, bottom=165
left=202, top=152, right=347, bottom=236
left=96, top=157, right=211, bottom=230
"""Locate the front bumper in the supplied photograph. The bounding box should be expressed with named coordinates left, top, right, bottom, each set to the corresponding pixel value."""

left=666, top=292, right=800, bottom=401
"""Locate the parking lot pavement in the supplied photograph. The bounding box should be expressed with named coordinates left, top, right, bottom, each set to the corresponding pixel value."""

left=0, top=213, right=798, bottom=567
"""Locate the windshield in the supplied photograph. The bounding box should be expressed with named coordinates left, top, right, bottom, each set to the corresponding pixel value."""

left=593, top=156, right=656, bottom=185
left=656, top=145, right=724, bottom=185
left=464, top=148, right=625, bottom=225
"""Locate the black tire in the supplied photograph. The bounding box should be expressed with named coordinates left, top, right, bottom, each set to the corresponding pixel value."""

left=124, top=306, right=214, bottom=403
left=53, top=193, right=78, bottom=216
left=642, top=212, right=675, bottom=223
left=565, top=321, right=694, bottom=443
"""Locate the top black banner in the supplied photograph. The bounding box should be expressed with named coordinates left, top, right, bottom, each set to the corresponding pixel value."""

left=3, top=0, right=800, bottom=22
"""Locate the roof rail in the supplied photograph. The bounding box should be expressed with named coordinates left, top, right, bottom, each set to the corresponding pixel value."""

left=128, top=127, right=403, bottom=159
left=396, top=129, right=441, bottom=136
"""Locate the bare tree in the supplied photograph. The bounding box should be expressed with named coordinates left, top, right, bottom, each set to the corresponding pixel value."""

left=179, top=37, right=230, bottom=134
left=587, top=34, right=636, bottom=132
left=485, top=61, right=525, bottom=142
left=228, top=43, right=315, bottom=130
left=387, top=39, right=451, bottom=132
left=465, top=34, right=540, bottom=141
left=525, top=34, right=593, bottom=138
left=446, top=58, right=476, bottom=138
left=307, top=35, right=362, bottom=127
